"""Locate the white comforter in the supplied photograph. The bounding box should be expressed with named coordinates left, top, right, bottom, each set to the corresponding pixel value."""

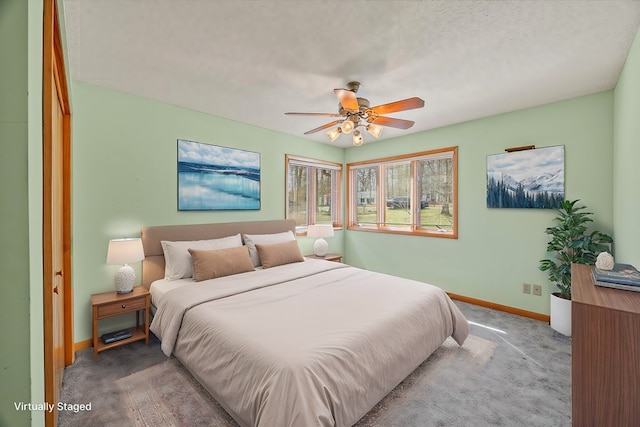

left=150, top=259, right=469, bottom=427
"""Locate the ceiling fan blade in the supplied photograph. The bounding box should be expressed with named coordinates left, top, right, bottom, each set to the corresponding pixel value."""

left=303, top=120, right=342, bottom=135
left=372, top=116, right=415, bottom=130
left=285, top=112, right=342, bottom=117
left=334, top=89, right=359, bottom=111
left=370, top=97, right=425, bottom=115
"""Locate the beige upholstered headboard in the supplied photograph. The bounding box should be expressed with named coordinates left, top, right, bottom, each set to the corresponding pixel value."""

left=141, top=219, right=297, bottom=289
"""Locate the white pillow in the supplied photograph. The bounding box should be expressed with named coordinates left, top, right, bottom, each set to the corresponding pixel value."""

left=161, top=234, right=242, bottom=280
left=242, top=230, right=296, bottom=267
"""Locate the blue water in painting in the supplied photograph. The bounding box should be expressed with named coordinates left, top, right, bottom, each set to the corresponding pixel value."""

left=178, top=161, right=260, bottom=210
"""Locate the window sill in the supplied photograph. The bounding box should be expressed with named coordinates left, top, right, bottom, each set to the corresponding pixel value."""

left=347, top=224, right=457, bottom=239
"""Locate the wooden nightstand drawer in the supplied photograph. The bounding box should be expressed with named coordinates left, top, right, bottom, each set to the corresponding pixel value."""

left=97, top=297, right=146, bottom=318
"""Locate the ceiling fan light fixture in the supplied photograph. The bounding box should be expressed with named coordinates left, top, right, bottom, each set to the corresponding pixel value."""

left=285, top=82, right=425, bottom=146
left=352, top=130, right=364, bottom=146
left=327, top=127, right=342, bottom=142
left=366, top=123, right=383, bottom=138
left=340, top=120, right=355, bottom=134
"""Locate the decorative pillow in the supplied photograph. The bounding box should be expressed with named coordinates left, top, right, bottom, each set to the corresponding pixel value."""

left=188, top=246, right=255, bottom=282
left=161, top=234, right=242, bottom=280
left=255, top=240, right=304, bottom=269
left=242, top=230, right=295, bottom=267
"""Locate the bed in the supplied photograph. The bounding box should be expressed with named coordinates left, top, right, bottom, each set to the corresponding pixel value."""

left=143, top=219, right=469, bottom=427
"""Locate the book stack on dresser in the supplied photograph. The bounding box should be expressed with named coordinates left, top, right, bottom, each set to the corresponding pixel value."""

left=591, top=263, right=640, bottom=292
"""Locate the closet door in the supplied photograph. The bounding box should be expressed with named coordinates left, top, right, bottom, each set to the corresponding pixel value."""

left=43, top=1, right=72, bottom=425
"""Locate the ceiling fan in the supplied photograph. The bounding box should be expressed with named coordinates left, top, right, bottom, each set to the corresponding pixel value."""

left=285, top=82, right=425, bottom=146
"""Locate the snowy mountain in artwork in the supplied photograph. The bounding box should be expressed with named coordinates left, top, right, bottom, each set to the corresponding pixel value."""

left=494, top=169, right=564, bottom=194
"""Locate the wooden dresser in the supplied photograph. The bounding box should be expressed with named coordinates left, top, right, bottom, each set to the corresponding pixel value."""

left=571, top=263, right=640, bottom=427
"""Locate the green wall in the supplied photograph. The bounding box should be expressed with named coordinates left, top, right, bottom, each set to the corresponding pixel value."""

left=0, top=0, right=45, bottom=426
left=72, top=81, right=616, bottom=329
left=0, top=0, right=31, bottom=425
left=344, top=92, right=614, bottom=316
left=71, top=82, right=345, bottom=342
left=614, top=27, right=640, bottom=266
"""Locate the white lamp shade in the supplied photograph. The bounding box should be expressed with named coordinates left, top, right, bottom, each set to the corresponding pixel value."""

left=106, top=238, right=144, bottom=265
left=306, top=224, right=334, bottom=238
left=352, top=130, right=364, bottom=146
left=340, top=120, right=354, bottom=134
left=367, top=124, right=383, bottom=138
left=327, top=127, right=342, bottom=142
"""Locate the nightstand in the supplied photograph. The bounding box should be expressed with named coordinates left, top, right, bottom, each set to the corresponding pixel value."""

left=91, top=286, right=150, bottom=359
left=306, top=253, right=343, bottom=263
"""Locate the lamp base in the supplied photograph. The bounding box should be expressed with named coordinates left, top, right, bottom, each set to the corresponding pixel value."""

left=313, top=238, right=329, bottom=257
left=114, top=265, right=136, bottom=294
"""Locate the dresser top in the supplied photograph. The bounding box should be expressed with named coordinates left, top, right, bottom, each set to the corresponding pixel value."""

left=572, top=264, right=640, bottom=314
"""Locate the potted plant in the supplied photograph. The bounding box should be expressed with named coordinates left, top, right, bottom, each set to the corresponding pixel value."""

left=539, top=199, right=612, bottom=336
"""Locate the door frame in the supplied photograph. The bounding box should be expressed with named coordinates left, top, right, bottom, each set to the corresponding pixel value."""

left=43, top=0, right=73, bottom=425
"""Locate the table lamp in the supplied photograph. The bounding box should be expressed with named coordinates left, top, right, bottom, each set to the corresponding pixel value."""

left=306, top=224, right=334, bottom=257
left=106, top=238, right=145, bottom=294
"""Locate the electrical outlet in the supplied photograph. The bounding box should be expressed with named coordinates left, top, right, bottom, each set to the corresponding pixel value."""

left=533, top=284, right=542, bottom=296
left=522, top=283, right=531, bottom=294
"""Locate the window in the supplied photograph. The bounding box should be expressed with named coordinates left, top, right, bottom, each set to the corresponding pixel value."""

left=286, top=155, right=343, bottom=232
left=347, top=147, right=457, bottom=238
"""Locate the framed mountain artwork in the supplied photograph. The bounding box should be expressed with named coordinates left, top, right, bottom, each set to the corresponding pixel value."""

left=177, top=139, right=261, bottom=210
left=486, top=145, right=564, bottom=209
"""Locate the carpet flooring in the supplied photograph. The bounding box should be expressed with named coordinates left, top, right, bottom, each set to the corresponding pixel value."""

left=59, top=301, right=571, bottom=426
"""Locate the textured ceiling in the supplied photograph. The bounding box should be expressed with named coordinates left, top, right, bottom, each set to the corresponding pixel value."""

left=62, top=0, right=640, bottom=147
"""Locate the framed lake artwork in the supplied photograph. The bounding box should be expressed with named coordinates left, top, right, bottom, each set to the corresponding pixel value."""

left=177, top=139, right=261, bottom=210
left=486, top=145, right=564, bottom=209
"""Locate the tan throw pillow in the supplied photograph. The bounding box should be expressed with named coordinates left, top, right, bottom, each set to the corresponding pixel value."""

left=255, top=240, right=304, bottom=269
left=242, top=230, right=296, bottom=267
left=188, top=246, right=254, bottom=282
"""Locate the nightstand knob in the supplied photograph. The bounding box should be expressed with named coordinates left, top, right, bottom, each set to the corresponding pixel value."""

left=121, top=304, right=126, bottom=309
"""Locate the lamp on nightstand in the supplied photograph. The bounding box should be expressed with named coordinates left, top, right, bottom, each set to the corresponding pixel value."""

left=306, top=224, right=334, bottom=257
left=106, top=238, right=145, bottom=294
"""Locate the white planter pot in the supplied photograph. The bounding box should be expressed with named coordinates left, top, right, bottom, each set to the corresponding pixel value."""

left=550, top=293, right=572, bottom=336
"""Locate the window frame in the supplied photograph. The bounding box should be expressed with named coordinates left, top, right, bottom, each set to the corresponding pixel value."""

left=285, top=154, right=343, bottom=234
left=346, top=146, right=458, bottom=239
